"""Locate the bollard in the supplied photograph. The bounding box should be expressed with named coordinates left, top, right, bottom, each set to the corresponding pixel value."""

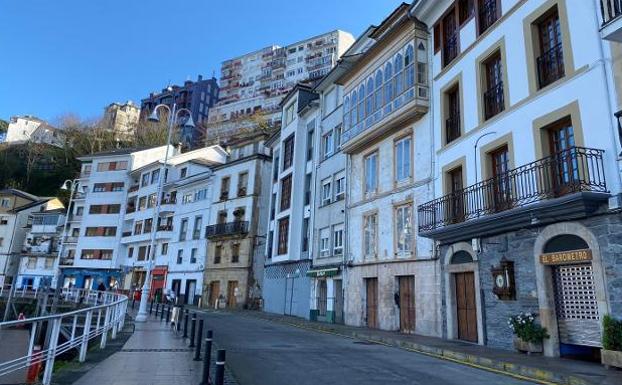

left=155, top=303, right=160, bottom=317
left=214, top=349, right=226, bottom=385
left=193, top=319, right=204, bottom=361
left=183, top=309, right=189, bottom=338
left=132, top=298, right=135, bottom=309
left=166, top=305, right=171, bottom=323
left=160, top=304, right=165, bottom=321
left=200, top=330, right=213, bottom=385
left=189, top=314, right=197, bottom=348
left=150, top=300, right=154, bottom=315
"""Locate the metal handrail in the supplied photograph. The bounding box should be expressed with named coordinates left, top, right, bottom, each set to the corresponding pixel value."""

left=0, top=287, right=128, bottom=385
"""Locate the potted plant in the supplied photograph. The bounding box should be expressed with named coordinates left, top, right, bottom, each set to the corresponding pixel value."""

left=601, top=314, right=622, bottom=369
left=508, top=312, right=549, bottom=354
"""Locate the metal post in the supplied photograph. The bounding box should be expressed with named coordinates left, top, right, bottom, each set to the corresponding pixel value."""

left=160, top=304, right=165, bottom=321
left=118, top=301, right=127, bottom=333
left=79, top=310, right=93, bottom=362
left=111, top=304, right=118, bottom=340
left=193, top=319, right=204, bottom=361
left=200, top=330, right=213, bottom=385
left=71, top=315, right=78, bottom=340
left=166, top=305, right=171, bottom=323
left=183, top=309, right=189, bottom=338
left=214, top=349, right=226, bottom=385
left=189, top=314, right=196, bottom=348
left=155, top=302, right=160, bottom=317
left=42, top=317, right=61, bottom=385
left=26, top=321, right=38, bottom=367
left=100, top=306, right=110, bottom=349
left=150, top=299, right=154, bottom=315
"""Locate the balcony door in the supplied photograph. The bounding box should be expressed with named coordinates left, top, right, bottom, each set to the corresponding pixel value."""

left=483, top=52, right=504, bottom=120
left=537, top=9, right=564, bottom=88
left=489, top=145, right=511, bottom=212
left=442, top=9, right=458, bottom=67
left=447, top=167, right=464, bottom=224
left=547, top=118, right=578, bottom=195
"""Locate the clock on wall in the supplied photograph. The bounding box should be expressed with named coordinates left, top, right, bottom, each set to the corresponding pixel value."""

left=490, top=258, right=516, bottom=300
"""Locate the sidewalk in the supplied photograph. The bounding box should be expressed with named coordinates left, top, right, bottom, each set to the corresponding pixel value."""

left=70, top=312, right=203, bottom=385
left=222, top=309, right=622, bottom=385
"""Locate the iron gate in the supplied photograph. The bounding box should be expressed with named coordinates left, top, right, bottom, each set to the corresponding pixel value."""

left=553, top=263, right=601, bottom=347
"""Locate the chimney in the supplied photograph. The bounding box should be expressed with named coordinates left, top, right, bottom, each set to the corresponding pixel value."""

left=198, top=74, right=203, bottom=82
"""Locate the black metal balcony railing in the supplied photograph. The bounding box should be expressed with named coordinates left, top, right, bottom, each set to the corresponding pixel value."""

left=479, top=0, right=499, bottom=34
left=205, top=221, right=249, bottom=238
left=445, top=113, right=461, bottom=144
left=537, top=43, right=565, bottom=89
left=483, top=82, right=504, bottom=120
left=601, top=0, right=622, bottom=25
left=443, top=34, right=459, bottom=67
left=157, top=225, right=173, bottom=232
left=418, top=147, right=607, bottom=232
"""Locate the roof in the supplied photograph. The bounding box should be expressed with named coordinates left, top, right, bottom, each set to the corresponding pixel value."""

left=9, top=198, right=52, bottom=213
left=0, top=189, right=40, bottom=202
left=279, top=82, right=315, bottom=108
left=76, top=146, right=151, bottom=160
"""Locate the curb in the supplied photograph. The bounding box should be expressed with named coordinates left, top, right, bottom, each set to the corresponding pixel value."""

left=238, top=311, right=589, bottom=385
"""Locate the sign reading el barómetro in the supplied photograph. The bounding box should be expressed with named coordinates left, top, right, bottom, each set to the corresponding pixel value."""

left=539, top=249, right=592, bottom=265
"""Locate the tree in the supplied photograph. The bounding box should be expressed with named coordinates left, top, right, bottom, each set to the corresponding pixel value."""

left=0, top=119, right=7, bottom=133
left=133, top=115, right=180, bottom=148
left=201, top=110, right=277, bottom=146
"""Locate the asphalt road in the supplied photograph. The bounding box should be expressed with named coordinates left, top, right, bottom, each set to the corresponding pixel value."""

left=202, top=312, right=535, bottom=385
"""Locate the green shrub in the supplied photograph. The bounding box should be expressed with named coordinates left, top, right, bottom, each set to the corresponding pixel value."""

left=602, top=314, right=622, bottom=351
left=508, top=312, right=549, bottom=343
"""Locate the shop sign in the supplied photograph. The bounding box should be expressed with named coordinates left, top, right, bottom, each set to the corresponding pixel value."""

left=539, top=249, right=592, bottom=265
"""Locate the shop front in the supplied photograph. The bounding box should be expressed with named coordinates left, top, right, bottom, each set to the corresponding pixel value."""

left=308, top=266, right=343, bottom=324
left=59, top=268, right=122, bottom=290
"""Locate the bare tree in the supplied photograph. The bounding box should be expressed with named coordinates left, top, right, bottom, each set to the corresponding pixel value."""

left=22, top=140, right=46, bottom=185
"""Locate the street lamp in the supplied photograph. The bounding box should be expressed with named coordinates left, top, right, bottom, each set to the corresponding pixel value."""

left=55, top=179, right=81, bottom=289
left=135, top=103, right=194, bottom=322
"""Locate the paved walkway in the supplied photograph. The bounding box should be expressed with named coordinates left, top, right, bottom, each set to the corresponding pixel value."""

left=71, top=312, right=203, bottom=385
left=194, top=309, right=622, bottom=385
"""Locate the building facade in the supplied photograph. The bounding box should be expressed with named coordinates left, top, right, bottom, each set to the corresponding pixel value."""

left=141, top=75, right=219, bottom=148
left=411, top=0, right=622, bottom=358
left=202, top=134, right=272, bottom=309
left=103, top=101, right=140, bottom=140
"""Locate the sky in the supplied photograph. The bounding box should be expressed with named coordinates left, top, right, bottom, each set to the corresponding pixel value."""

left=0, top=0, right=405, bottom=123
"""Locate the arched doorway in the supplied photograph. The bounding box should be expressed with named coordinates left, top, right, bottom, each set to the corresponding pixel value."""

left=534, top=224, right=609, bottom=359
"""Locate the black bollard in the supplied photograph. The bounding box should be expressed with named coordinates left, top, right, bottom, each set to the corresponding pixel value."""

left=200, top=330, right=213, bottom=385
left=183, top=309, right=189, bottom=338
left=132, top=298, right=135, bottom=309
left=193, top=319, right=204, bottom=361
left=160, top=303, right=165, bottom=321
left=150, top=300, right=154, bottom=315
left=166, top=305, right=171, bottom=323
left=214, top=349, right=226, bottom=385
left=155, top=303, right=160, bottom=317
left=189, top=314, right=197, bottom=348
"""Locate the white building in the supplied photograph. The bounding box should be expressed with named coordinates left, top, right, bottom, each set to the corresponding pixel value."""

left=5, top=116, right=62, bottom=146
left=16, top=207, right=65, bottom=289
left=409, top=0, right=622, bottom=358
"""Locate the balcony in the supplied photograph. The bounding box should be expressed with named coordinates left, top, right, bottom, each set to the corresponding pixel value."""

left=601, top=0, right=622, bottom=42
left=63, top=236, right=78, bottom=244
left=205, top=221, right=249, bottom=239
left=537, top=43, right=565, bottom=88
left=417, top=147, right=609, bottom=242
left=128, top=185, right=140, bottom=193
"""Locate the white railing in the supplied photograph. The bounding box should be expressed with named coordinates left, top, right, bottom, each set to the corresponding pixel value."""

left=0, top=287, right=128, bottom=385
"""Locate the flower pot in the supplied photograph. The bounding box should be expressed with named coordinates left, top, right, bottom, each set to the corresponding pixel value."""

left=513, top=337, right=543, bottom=354
left=601, top=349, right=622, bottom=369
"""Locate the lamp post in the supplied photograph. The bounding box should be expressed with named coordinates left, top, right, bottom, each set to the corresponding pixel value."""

left=135, top=102, right=194, bottom=322
left=473, top=131, right=497, bottom=183
left=55, top=179, right=81, bottom=288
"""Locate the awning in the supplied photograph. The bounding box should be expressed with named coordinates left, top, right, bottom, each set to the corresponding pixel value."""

left=306, top=267, right=339, bottom=278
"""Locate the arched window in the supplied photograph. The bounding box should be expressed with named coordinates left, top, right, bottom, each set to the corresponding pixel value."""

left=384, top=62, right=393, bottom=104
left=405, top=45, right=415, bottom=88
left=450, top=250, right=473, bottom=264
left=544, top=235, right=589, bottom=253
left=366, top=78, right=374, bottom=115
left=374, top=70, right=383, bottom=111
left=343, top=96, right=350, bottom=130
left=350, top=90, right=358, bottom=126
left=394, top=53, right=404, bottom=96
left=358, top=84, right=365, bottom=122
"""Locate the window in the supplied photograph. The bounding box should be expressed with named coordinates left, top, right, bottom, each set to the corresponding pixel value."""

left=536, top=8, right=564, bottom=88
left=177, top=249, right=183, bottom=264
left=182, top=193, right=193, bottom=204
left=320, top=228, right=330, bottom=257
left=180, top=167, right=187, bottom=178
left=482, top=51, right=504, bottom=120
left=321, top=180, right=331, bottom=206
left=395, top=137, right=412, bottom=182
left=344, top=96, right=351, bottom=130
left=350, top=90, right=358, bottom=127
left=0, top=199, right=9, bottom=208
left=76, top=206, right=84, bottom=215
left=384, top=63, right=393, bottom=105
left=128, top=247, right=134, bottom=259
left=302, top=218, right=309, bottom=252
left=394, top=53, right=404, bottom=96
left=303, top=173, right=312, bottom=206
left=220, top=177, right=230, bottom=200
left=280, top=174, right=292, bottom=211
left=284, top=103, right=295, bottom=125
left=147, top=193, right=157, bottom=208
left=45, top=257, right=54, bottom=269
left=442, top=8, right=459, bottom=67
left=395, top=204, right=413, bottom=255
left=190, top=248, right=197, bottom=263
left=445, top=85, right=461, bottom=144
left=333, top=225, right=344, bottom=255
left=323, top=131, right=334, bottom=159
left=89, top=204, right=121, bottom=214
left=270, top=193, right=276, bottom=220
left=478, top=0, right=500, bottom=35
left=273, top=154, right=280, bottom=181
left=334, top=176, right=345, bottom=201
left=214, top=245, right=222, bottom=264
left=282, top=135, right=295, bottom=169
left=218, top=210, right=227, bottom=224
left=405, top=45, right=415, bottom=89
left=85, top=227, right=117, bottom=237
left=489, top=145, right=512, bottom=210
left=81, top=249, right=113, bottom=260
left=364, top=152, right=378, bottom=194
left=447, top=166, right=465, bottom=222
left=363, top=213, right=377, bottom=257
left=231, top=244, right=239, bottom=263
left=278, top=217, right=289, bottom=255
left=366, top=78, right=374, bottom=115
left=27, top=257, right=36, bottom=269
left=141, top=173, right=149, bottom=187
left=138, top=196, right=147, bottom=210
left=93, top=182, right=124, bottom=192
left=179, top=218, right=188, bottom=241
left=0, top=217, right=7, bottom=225
left=334, top=125, right=342, bottom=151
left=237, top=172, right=248, bottom=196
left=144, top=218, right=152, bottom=233
left=151, top=169, right=160, bottom=184
left=0, top=237, right=3, bottom=246
left=193, top=216, right=202, bottom=239
left=357, top=84, right=365, bottom=123
left=96, top=161, right=127, bottom=172
left=459, top=0, right=474, bottom=24
left=323, top=88, right=337, bottom=116
left=306, top=123, right=314, bottom=161
left=161, top=243, right=168, bottom=255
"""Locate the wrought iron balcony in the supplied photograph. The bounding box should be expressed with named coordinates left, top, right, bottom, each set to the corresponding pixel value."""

left=205, top=221, right=249, bottom=238
left=537, top=43, right=565, bottom=88
left=478, top=0, right=499, bottom=34
left=483, top=82, right=504, bottom=120
left=443, top=34, right=458, bottom=67
left=445, top=114, right=461, bottom=144
left=418, top=147, right=607, bottom=233
left=601, top=1, right=622, bottom=41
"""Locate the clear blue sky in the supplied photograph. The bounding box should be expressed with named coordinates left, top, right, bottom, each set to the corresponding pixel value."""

left=0, top=0, right=405, bottom=123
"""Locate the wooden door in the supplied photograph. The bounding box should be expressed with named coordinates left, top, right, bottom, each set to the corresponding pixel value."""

left=455, top=272, right=478, bottom=342
left=208, top=281, right=220, bottom=308
left=399, top=276, right=416, bottom=333
left=365, top=278, right=378, bottom=328
left=227, top=280, right=238, bottom=308
left=334, top=279, right=344, bottom=324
